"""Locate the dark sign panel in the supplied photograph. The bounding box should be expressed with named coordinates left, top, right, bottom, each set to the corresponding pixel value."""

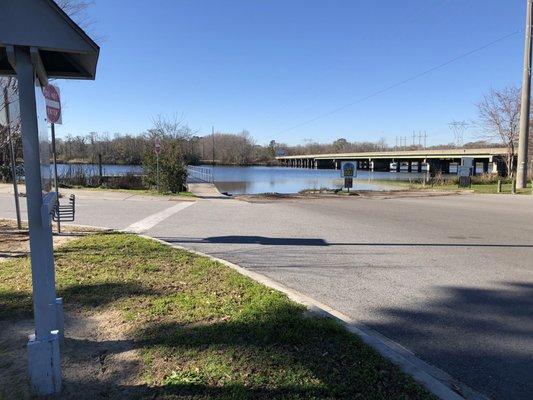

left=341, top=161, right=356, bottom=178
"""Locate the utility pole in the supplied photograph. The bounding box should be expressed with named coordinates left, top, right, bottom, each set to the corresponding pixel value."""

left=211, top=126, right=215, bottom=167
left=3, top=86, right=21, bottom=229
left=517, top=0, right=533, bottom=189
left=50, top=122, right=60, bottom=233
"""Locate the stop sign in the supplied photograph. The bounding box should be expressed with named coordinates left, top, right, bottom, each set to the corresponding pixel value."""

left=43, top=84, right=62, bottom=124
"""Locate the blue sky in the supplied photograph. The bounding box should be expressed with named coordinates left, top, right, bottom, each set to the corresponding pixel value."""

left=57, top=0, right=525, bottom=146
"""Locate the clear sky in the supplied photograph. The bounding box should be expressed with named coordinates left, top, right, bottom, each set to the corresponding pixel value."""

left=56, top=0, right=525, bottom=146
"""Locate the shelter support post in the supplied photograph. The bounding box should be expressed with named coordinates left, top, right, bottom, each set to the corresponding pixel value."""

left=12, top=46, right=62, bottom=395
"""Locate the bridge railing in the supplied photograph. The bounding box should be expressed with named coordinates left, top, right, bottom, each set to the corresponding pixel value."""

left=187, top=166, right=214, bottom=183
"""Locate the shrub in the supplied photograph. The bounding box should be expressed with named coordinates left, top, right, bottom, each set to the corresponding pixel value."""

left=143, top=140, right=187, bottom=193
left=101, top=174, right=145, bottom=190
left=472, top=173, right=502, bottom=184
left=0, top=164, right=12, bottom=182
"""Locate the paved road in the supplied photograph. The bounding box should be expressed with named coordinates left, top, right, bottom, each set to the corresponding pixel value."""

left=1, top=188, right=532, bottom=399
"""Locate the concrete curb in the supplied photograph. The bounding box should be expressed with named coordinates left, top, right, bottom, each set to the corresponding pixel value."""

left=0, top=216, right=488, bottom=400
left=143, top=235, right=490, bottom=400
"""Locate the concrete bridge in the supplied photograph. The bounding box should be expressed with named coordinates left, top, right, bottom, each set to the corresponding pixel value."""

left=276, top=147, right=512, bottom=175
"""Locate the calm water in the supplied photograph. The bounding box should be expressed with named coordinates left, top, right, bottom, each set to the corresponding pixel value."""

left=209, top=166, right=432, bottom=195
left=55, top=164, right=448, bottom=195
left=56, top=163, right=143, bottom=177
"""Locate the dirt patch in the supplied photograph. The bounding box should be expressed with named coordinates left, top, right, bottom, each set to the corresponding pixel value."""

left=0, top=310, right=143, bottom=400
left=235, top=189, right=464, bottom=203
left=0, top=219, right=104, bottom=262
left=0, top=220, right=143, bottom=399
left=60, top=310, right=143, bottom=399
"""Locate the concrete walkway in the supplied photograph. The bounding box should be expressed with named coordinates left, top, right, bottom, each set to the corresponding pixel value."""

left=187, top=182, right=227, bottom=199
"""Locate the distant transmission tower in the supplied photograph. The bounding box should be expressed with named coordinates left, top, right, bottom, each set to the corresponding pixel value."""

left=448, top=121, right=469, bottom=147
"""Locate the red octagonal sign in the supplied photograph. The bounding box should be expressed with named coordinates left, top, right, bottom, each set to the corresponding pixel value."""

left=43, top=84, right=62, bottom=124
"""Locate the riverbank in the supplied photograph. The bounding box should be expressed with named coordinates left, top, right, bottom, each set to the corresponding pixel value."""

left=0, top=224, right=434, bottom=399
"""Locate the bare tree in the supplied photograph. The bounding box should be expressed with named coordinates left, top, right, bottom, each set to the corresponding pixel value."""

left=54, top=0, right=95, bottom=30
left=476, top=86, right=521, bottom=177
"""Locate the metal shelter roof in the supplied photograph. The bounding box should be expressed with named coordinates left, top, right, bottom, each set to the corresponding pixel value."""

left=0, top=0, right=99, bottom=79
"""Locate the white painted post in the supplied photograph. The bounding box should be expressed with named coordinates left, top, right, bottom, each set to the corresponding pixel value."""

left=12, top=46, right=61, bottom=395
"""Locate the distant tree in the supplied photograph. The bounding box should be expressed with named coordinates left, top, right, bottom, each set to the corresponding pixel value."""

left=332, top=138, right=349, bottom=152
left=142, top=117, right=190, bottom=193
left=476, top=86, right=520, bottom=177
left=268, top=140, right=277, bottom=158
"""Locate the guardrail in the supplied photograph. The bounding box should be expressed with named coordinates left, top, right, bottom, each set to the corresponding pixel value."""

left=187, top=166, right=214, bottom=183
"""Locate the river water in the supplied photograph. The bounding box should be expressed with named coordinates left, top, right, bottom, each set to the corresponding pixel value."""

left=209, top=166, right=431, bottom=195
left=56, top=163, right=143, bottom=177
left=54, top=163, right=440, bottom=195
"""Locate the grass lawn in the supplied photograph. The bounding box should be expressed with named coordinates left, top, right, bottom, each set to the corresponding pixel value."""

left=424, top=181, right=532, bottom=194
left=0, top=233, right=435, bottom=399
left=65, top=186, right=196, bottom=198
left=369, top=179, right=533, bottom=195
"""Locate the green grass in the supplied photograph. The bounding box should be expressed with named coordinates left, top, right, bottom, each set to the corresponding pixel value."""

left=414, top=181, right=532, bottom=194
left=68, top=186, right=196, bottom=198
left=0, top=233, right=435, bottom=399
left=367, top=179, right=533, bottom=195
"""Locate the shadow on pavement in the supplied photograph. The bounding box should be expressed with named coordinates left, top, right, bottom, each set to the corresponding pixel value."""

left=366, top=281, right=533, bottom=400
left=159, top=235, right=533, bottom=249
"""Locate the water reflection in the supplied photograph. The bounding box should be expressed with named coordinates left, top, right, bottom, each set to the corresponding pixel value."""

left=210, top=166, right=426, bottom=195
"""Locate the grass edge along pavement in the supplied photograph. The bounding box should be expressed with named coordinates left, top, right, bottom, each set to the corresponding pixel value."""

left=0, top=232, right=436, bottom=399
left=371, top=178, right=533, bottom=195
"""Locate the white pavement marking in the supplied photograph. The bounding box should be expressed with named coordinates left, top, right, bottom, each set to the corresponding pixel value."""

left=125, top=202, right=194, bottom=233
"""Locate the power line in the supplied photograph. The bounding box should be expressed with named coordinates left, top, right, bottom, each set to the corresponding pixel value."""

left=264, top=1, right=451, bottom=130
left=448, top=120, right=469, bottom=147
left=276, top=30, right=520, bottom=135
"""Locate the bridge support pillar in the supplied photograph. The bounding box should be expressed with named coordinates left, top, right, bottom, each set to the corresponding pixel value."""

left=407, top=161, right=412, bottom=172
left=443, top=161, right=450, bottom=174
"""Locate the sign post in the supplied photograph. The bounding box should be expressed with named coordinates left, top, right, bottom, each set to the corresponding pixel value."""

left=2, top=85, right=22, bottom=229
left=155, top=136, right=161, bottom=191
left=341, top=161, right=357, bottom=192
left=43, top=84, right=62, bottom=233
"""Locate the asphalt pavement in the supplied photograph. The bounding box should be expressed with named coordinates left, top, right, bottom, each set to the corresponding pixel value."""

left=1, top=187, right=532, bottom=399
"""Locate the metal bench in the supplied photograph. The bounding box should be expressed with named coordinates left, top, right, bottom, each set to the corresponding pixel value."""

left=52, top=194, right=75, bottom=222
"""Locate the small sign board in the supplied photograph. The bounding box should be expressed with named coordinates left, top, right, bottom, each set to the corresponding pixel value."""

left=154, top=137, right=161, bottom=155
left=457, top=165, right=471, bottom=178
left=43, top=84, right=62, bottom=124
left=341, top=161, right=357, bottom=178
